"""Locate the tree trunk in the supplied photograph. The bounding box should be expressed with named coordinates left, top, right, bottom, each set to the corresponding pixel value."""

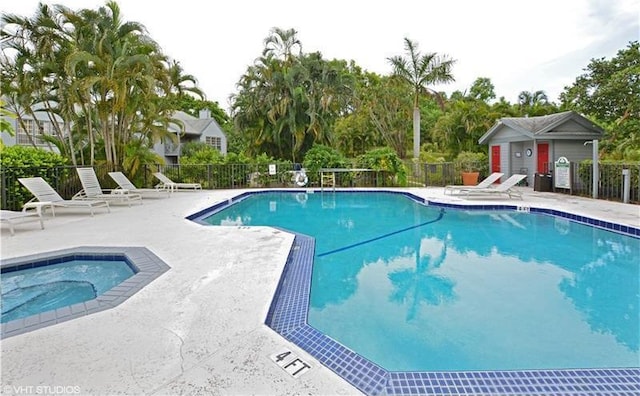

left=65, top=122, right=77, bottom=166
left=82, top=103, right=95, bottom=166
left=413, top=107, right=420, bottom=160
left=41, top=99, right=67, bottom=156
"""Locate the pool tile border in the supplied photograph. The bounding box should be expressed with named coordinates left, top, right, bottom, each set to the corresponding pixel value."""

left=264, top=233, right=389, bottom=395
left=1, top=246, right=170, bottom=339
left=427, top=201, right=640, bottom=238
left=191, top=190, right=640, bottom=396
left=267, top=236, right=640, bottom=396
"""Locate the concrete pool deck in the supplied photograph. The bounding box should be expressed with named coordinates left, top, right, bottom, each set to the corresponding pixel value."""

left=1, top=187, right=638, bottom=395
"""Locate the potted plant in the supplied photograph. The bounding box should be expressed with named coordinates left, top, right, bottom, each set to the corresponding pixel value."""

left=454, top=151, right=487, bottom=185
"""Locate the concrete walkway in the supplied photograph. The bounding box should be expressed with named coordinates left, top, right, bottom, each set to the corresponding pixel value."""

left=1, top=188, right=638, bottom=395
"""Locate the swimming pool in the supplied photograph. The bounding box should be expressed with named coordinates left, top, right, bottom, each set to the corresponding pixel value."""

left=191, top=191, right=640, bottom=394
left=2, top=258, right=136, bottom=323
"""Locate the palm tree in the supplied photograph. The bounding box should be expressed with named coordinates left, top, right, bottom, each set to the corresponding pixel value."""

left=65, top=1, right=158, bottom=167
left=388, top=38, right=456, bottom=160
left=262, top=27, right=301, bottom=61
left=517, top=90, right=558, bottom=117
left=2, top=1, right=203, bottom=172
left=165, top=60, right=204, bottom=99
left=232, top=28, right=354, bottom=162
left=518, top=90, right=548, bottom=108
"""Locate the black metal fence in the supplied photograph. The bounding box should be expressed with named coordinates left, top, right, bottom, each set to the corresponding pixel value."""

left=0, top=163, right=391, bottom=211
left=2, top=162, right=638, bottom=211
left=404, top=160, right=490, bottom=188
left=567, top=162, right=640, bottom=203
left=409, top=161, right=639, bottom=203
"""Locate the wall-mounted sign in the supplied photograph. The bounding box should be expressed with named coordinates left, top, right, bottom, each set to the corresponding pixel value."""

left=554, top=157, right=571, bottom=189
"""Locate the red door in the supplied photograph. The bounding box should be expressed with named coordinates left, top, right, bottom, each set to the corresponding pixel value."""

left=537, top=143, right=549, bottom=173
left=491, top=145, right=501, bottom=174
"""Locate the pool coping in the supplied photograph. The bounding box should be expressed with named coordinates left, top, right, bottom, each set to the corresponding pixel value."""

left=1, top=246, right=170, bottom=339
left=191, top=190, right=640, bottom=396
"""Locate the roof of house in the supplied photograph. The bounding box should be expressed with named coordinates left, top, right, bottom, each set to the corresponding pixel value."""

left=478, top=111, right=605, bottom=144
left=168, top=111, right=223, bottom=136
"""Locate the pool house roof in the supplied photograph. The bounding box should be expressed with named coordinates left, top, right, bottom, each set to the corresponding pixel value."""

left=478, top=111, right=605, bottom=144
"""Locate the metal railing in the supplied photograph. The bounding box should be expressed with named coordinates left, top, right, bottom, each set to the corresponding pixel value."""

left=568, top=162, right=639, bottom=203
left=406, top=161, right=485, bottom=187
left=1, top=162, right=638, bottom=210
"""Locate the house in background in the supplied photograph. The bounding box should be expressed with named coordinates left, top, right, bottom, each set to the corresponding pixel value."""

left=155, top=109, right=227, bottom=164
left=478, top=111, right=604, bottom=186
left=1, top=107, right=227, bottom=164
left=0, top=107, right=62, bottom=152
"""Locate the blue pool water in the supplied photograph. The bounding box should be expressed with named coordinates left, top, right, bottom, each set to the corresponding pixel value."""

left=203, top=192, right=640, bottom=371
left=1, top=259, right=136, bottom=323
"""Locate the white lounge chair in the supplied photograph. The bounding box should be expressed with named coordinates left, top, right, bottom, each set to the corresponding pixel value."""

left=153, top=172, right=202, bottom=191
left=74, top=167, right=142, bottom=206
left=458, top=174, right=528, bottom=199
left=18, top=177, right=110, bottom=216
left=108, top=172, right=170, bottom=198
left=444, top=172, right=504, bottom=195
left=1, top=210, right=44, bottom=236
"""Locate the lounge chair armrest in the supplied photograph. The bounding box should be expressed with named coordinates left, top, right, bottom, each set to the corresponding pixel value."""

left=72, top=190, right=88, bottom=199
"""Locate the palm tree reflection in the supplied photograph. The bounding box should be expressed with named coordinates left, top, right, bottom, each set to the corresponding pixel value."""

left=559, top=238, right=639, bottom=352
left=388, top=235, right=456, bottom=321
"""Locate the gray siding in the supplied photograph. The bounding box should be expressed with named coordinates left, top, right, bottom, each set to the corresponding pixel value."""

left=510, top=142, right=533, bottom=184
left=490, top=126, right=530, bottom=143
left=552, top=141, right=593, bottom=162
left=499, top=143, right=509, bottom=181
left=538, top=119, right=602, bottom=139
left=551, top=119, right=587, bottom=133
left=510, top=142, right=524, bottom=168
left=199, top=125, right=228, bottom=154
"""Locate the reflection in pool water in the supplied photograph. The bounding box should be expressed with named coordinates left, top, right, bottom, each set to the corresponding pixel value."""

left=203, top=192, right=640, bottom=371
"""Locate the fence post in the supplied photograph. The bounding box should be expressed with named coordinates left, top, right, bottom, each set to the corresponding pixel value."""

left=592, top=140, right=599, bottom=199
left=0, top=170, right=6, bottom=210
left=622, top=168, right=630, bottom=203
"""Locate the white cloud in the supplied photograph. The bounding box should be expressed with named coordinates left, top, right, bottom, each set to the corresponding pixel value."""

left=3, top=0, right=638, bottom=109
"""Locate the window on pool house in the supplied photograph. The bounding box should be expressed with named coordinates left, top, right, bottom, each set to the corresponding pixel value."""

left=205, top=136, right=221, bottom=151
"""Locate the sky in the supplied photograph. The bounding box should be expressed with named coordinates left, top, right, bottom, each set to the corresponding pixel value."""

left=2, top=0, right=639, bottom=112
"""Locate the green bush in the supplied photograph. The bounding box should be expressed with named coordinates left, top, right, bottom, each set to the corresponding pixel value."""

left=454, top=151, right=488, bottom=176
left=357, top=147, right=407, bottom=186
left=178, top=148, right=294, bottom=188
left=419, top=151, right=447, bottom=163
left=303, top=145, right=347, bottom=185
left=180, top=145, right=226, bottom=165
left=248, top=154, right=292, bottom=187
left=0, top=146, right=68, bottom=210
left=179, top=146, right=251, bottom=188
